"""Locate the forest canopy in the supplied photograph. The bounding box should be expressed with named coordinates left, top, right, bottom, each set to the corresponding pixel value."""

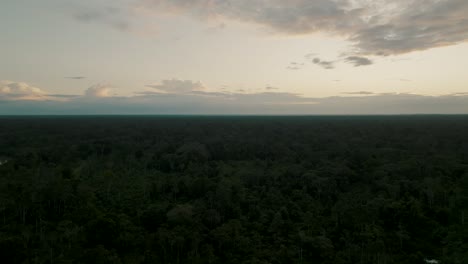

left=0, top=116, right=467, bottom=263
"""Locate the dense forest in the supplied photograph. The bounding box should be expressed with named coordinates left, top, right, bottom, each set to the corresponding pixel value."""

left=0, top=116, right=467, bottom=264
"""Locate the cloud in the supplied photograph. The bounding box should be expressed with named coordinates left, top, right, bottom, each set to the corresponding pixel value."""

left=84, top=84, right=113, bottom=98
left=146, top=79, right=205, bottom=94
left=138, top=0, right=352, bottom=33
left=3, top=90, right=468, bottom=115
left=136, top=0, right=468, bottom=56
left=349, top=0, right=468, bottom=55
left=286, top=66, right=301, bottom=70
left=0, top=81, right=49, bottom=101
left=266, top=86, right=279, bottom=90
left=345, top=56, right=373, bottom=67
left=303, top=55, right=372, bottom=69
left=72, top=4, right=132, bottom=32
left=342, top=91, right=375, bottom=95
left=0, top=81, right=121, bottom=103
left=3, top=79, right=468, bottom=115
left=65, top=76, right=86, bottom=80
left=312, top=93, right=468, bottom=114
left=205, top=22, right=227, bottom=33
left=448, top=92, right=468, bottom=96
left=311, top=58, right=335, bottom=69
left=286, top=62, right=305, bottom=70
left=305, top=53, right=317, bottom=59
left=49, top=94, right=81, bottom=99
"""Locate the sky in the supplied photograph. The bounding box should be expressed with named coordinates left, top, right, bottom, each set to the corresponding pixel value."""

left=1, top=0, right=468, bottom=114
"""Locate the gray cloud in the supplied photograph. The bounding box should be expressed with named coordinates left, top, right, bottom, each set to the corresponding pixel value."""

left=300, top=55, right=372, bottom=69
left=3, top=91, right=468, bottom=115
left=305, top=53, right=317, bottom=59
left=65, top=76, right=86, bottom=80
left=137, top=89, right=229, bottom=99
left=448, top=92, right=468, bottom=96
left=72, top=4, right=131, bottom=32
left=3, top=79, right=468, bottom=114
left=137, top=0, right=468, bottom=56
left=345, top=56, right=373, bottom=67
left=84, top=84, right=113, bottom=98
left=139, top=0, right=353, bottom=33
left=0, top=81, right=78, bottom=102
left=146, top=79, right=205, bottom=94
left=349, top=0, right=468, bottom=55
left=49, top=94, right=81, bottom=99
left=266, top=86, right=279, bottom=90
left=205, top=22, right=227, bottom=33
left=342, top=91, right=375, bottom=95
left=286, top=62, right=306, bottom=70
left=311, top=58, right=335, bottom=69
left=0, top=81, right=48, bottom=101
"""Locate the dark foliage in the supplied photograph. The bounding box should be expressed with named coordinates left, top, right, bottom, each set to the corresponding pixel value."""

left=0, top=116, right=467, bottom=263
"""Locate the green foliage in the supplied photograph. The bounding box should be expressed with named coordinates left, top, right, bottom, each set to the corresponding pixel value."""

left=0, top=116, right=467, bottom=263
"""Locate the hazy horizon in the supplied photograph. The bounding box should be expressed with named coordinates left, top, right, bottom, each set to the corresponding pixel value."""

left=2, top=0, right=468, bottom=114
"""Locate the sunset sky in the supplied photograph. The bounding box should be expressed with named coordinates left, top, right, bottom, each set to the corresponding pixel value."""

left=1, top=0, right=468, bottom=114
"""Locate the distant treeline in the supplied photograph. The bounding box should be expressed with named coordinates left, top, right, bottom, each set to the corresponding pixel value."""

left=0, top=116, right=467, bottom=263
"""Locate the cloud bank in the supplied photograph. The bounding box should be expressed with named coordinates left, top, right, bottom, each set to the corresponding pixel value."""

left=84, top=84, right=114, bottom=98
left=136, top=0, right=468, bottom=56
left=1, top=80, right=468, bottom=115
left=345, top=56, right=373, bottom=67
left=0, top=81, right=49, bottom=101
left=146, top=79, right=205, bottom=94
left=73, top=4, right=132, bottom=32
left=311, top=58, right=335, bottom=69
